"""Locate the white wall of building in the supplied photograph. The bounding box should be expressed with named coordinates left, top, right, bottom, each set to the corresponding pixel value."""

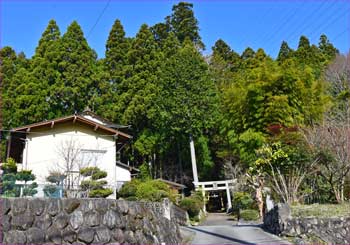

left=21, top=122, right=130, bottom=198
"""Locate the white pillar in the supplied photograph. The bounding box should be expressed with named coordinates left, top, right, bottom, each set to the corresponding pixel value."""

left=226, top=182, right=232, bottom=211
left=189, top=135, right=199, bottom=183
left=201, top=186, right=206, bottom=213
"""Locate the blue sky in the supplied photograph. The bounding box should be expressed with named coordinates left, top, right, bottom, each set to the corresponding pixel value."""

left=1, top=0, right=349, bottom=59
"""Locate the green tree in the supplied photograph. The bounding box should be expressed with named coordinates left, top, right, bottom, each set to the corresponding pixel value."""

left=0, top=47, right=30, bottom=129
left=0, top=158, right=38, bottom=197
left=30, top=19, right=62, bottom=120
left=116, top=24, right=161, bottom=132
left=79, top=166, right=113, bottom=198
left=55, top=21, right=97, bottom=114
left=94, top=19, right=130, bottom=121
left=167, top=2, right=204, bottom=49
left=158, top=40, right=218, bottom=136
left=0, top=158, right=19, bottom=197
left=318, top=34, right=338, bottom=63
left=34, top=19, right=61, bottom=58
left=277, top=41, right=293, bottom=63
left=156, top=40, right=219, bottom=179
left=16, top=170, right=38, bottom=196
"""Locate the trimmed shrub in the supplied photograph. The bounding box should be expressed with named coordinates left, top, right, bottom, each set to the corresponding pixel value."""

left=118, top=179, right=177, bottom=202
left=179, top=197, right=202, bottom=218
left=118, top=179, right=141, bottom=198
left=239, top=209, right=260, bottom=221
left=232, top=192, right=255, bottom=216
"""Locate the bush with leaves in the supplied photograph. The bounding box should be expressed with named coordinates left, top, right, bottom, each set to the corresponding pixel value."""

left=0, top=158, right=38, bottom=197
left=232, top=191, right=256, bottom=218
left=118, top=179, right=141, bottom=200
left=79, top=166, right=113, bottom=198
left=0, top=158, right=19, bottom=197
left=118, top=179, right=177, bottom=202
left=179, top=190, right=205, bottom=219
left=16, top=169, right=38, bottom=196
left=43, top=171, right=65, bottom=197
left=239, top=209, right=260, bottom=221
left=179, top=197, right=202, bottom=218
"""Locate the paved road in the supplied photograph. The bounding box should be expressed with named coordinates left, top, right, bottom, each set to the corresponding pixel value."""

left=182, top=213, right=290, bottom=244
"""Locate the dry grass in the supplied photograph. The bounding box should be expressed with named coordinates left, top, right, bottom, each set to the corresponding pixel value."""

left=291, top=203, right=350, bottom=218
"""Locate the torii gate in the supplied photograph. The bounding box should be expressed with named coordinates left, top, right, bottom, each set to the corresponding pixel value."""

left=190, top=135, right=236, bottom=212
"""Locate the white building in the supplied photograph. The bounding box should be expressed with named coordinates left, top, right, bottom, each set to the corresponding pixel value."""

left=6, top=111, right=138, bottom=199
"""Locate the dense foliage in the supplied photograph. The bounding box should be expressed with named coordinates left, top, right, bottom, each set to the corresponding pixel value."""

left=1, top=2, right=347, bottom=204
left=118, top=179, right=177, bottom=202
left=179, top=191, right=205, bottom=219
left=0, top=158, right=37, bottom=197
left=79, top=166, right=113, bottom=198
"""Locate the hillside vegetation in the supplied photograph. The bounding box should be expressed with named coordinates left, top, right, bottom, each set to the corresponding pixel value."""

left=1, top=2, right=349, bottom=205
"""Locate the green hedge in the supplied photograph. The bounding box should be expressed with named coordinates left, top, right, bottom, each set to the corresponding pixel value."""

left=239, top=209, right=259, bottom=221
left=118, top=179, right=177, bottom=202
left=179, top=197, right=202, bottom=218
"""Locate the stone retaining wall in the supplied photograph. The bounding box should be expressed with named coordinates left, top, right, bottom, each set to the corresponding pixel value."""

left=0, top=198, right=186, bottom=244
left=263, top=203, right=350, bottom=244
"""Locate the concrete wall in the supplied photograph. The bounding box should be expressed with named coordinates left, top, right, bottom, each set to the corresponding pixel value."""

left=20, top=122, right=131, bottom=198
left=263, top=203, right=350, bottom=244
left=0, top=198, right=185, bottom=244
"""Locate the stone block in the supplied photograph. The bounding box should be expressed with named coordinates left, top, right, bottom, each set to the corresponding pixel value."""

left=78, top=227, right=95, bottom=244
left=1, top=198, right=11, bottom=215
left=79, top=199, right=95, bottom=212
left=103, top=210, right=125, bottom=229
left=124, top=230, right=136, bottom=244
left=94, top=199, right=109, bottom=214
left=12, top=198, right=27, bottom=215
left=62, top=226, right=77, bottom=243
left=134, top=229, right=147, bottom=244
left=4, top=230, right=26, bottom=244
left=94, top=226, right=111, bottom=244
left=26, top=227, right=45, bottom=244
left=84, top=210, right=100, bottom=227
left=70, top=210, right=84, bottom=230
left=113, top=228, right=125, bottom=243
left=116, top=200, right=129, bottom=215
left=12, top=210, right=34, bottom=230
left=47, top=224, right=62, bottom=244
left=62, top=198, right=81, bottom=214
left=54, top=212, right=69, bottom=229
left=2, top=215, right=11, bottom=232
left=47, top=199, right=61, bottom=216
left=34, top=213, right=52, bottom=230
left=29, top=198, right=45, bottom=216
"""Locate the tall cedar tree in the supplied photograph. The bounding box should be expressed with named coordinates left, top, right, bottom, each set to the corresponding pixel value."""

left=157, top=40, right=219, bottom=179
left=117, top=24, right=161, bottom=132
left=1, top=47, right=31, bottom=128
left=318, top=34, right=339, bottom=63
left=31, top=20, right=61, bottom=119
left=277, top=41, right=293, bottom=63
left=167, top=2, right=204, bottom=49
left=56, top=21, right=97, bottom=114
left=95, top=19, right=130, bottom=121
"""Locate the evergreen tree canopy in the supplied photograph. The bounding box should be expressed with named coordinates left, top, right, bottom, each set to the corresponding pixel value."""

left=277, top=41, right=293, bottom=62
left=167, top=2, right=204, bottom=49
left=318, top=34, right=339, bottom=62
left=56, top=21, right=97, bottom=114
left=34, top=19, right=61, bottom=58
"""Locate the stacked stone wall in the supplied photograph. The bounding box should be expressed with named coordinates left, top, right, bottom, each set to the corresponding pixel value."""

left=0, top=198, right=186, bottom=244
left=263, top=203, right=350, bottom=244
